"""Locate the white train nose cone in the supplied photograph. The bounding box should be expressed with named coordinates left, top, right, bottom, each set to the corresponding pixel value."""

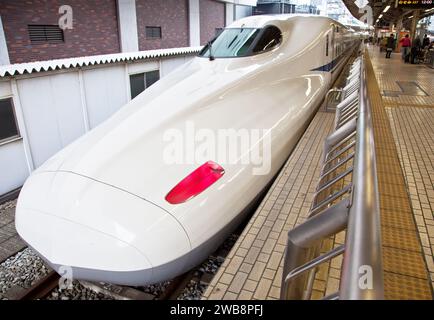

left=15, top=171, right=191, bottom=285
left=17, top=207, right=154, bottom=284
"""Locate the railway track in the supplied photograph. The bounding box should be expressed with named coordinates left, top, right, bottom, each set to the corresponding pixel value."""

left=1, top=233, right=237, bottom=300
left=2, top=257, right=207, bottom=300
left=73, top=239, right=236, bottom=300
left=4, top=271, right=60, bottom=300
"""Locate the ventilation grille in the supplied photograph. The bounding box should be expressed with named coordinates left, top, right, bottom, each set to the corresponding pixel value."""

left=146, top=26, right=162, bottom=39
left=28, top=25, right=64, bottom=44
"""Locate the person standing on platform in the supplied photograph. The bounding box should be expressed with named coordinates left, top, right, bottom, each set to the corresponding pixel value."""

left=400, top=34, right=411, bottom=62
left=386, top=34, right=395, bottom=59
left=411, top=36, right=421, bottom=64
left=422, top=34, right=430, bottom=48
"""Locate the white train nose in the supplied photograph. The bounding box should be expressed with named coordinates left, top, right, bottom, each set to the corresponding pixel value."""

left=15, top=171, right=191, bottom=285
left=17, top=207, right=154, bottom=284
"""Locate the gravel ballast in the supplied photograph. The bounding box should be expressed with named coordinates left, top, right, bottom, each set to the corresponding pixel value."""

left=0, top=247, right=50, bottom=299
left=0, top=247, right=113, bottom=300
left=47, top=281, right=113, bottom=300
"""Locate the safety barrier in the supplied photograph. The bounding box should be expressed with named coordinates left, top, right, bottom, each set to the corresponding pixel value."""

left=280, top=55, right=384, bottom=300
left=424, top=50, right=434, bottom=69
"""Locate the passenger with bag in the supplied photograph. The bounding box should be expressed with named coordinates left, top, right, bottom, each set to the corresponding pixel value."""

left=400, top=34, right=411, bottom=63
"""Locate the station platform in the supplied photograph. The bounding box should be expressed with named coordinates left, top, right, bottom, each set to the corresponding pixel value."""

left=204, top=47, right=434, bottom=300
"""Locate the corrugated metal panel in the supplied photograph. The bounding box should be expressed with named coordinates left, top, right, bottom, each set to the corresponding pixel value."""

left=0, top=46, right=202, bottom=77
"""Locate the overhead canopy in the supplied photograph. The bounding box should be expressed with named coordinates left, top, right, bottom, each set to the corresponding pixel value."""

left=341, top=0, right=434, bottom=29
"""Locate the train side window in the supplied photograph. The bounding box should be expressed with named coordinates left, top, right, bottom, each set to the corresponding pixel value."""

left=130, top=70, right=160, bottom=99
left=326, top=34, right=329, bottom=56
left=0, top=98, right=20, bottom=143
left=252, top=26, right=282, bottom=53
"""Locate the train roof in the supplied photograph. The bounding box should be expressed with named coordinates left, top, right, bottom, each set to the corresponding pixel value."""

left=228, top=14, right=348, bottom=30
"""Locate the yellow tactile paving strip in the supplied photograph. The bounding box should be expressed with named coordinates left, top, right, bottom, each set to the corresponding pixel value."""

left=386, top=106, right=434, bottom=282
left=365, top=48, right=433, bottom=299
left=203, top=110, right=335, bottom=300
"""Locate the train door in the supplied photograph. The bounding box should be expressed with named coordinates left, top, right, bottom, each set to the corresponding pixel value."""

left=324, top=26, right=334, bottom=70
left=331, top=24, right=336, bottom=69
left=323, top=26, right=333, bottom=86
left=324, top=30, right=330, bottom=71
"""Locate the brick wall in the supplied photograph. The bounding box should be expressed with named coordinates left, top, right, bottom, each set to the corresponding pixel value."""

left=0, top=0, right=120, bottom=63
left=200, top=0, right=225, bottom=45
left=136, top=0, right=189, bottom=51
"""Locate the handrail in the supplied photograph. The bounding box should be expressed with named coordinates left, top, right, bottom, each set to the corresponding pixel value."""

left=339, top=58, right=384, bottom=299
left=280, top=54, right=384, bottom=300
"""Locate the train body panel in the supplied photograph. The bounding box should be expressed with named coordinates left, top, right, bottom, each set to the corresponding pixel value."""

left=16, top=14, right=360, bottom=285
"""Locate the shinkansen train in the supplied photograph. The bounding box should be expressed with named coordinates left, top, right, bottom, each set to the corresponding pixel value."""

left=15, top=15, right=360, bottom=285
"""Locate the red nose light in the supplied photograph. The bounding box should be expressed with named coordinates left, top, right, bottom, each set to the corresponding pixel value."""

left=165, top=161, right=225, bottom=204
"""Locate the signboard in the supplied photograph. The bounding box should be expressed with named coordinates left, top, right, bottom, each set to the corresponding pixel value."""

left=397, top=0, right=434, bottom=9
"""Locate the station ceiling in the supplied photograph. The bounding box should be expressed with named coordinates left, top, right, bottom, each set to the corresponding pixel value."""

left=341, top=0, right=434, bottom=28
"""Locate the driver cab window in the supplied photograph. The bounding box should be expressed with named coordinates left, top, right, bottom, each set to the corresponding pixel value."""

left=253, top=26, right=282, bottom=53
left=199, top=25, right=282, bottom=58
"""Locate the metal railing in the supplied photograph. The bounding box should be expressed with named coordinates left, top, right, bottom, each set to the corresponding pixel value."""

left=280, top=55, right=384, bottom=300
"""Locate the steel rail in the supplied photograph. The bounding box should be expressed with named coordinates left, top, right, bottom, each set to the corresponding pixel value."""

left=5, top=270, right=60, bottom=300
left=280, top=53, right=384, bottom=300
left=339, top=58, right=384, bottom=300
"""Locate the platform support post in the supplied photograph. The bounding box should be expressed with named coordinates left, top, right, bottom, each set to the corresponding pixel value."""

left=410, top=10, right=420, bottom=42
left=394, top=17, right=403, bottom=53
left=188, top=0, right=200, bottom=47
left=396, top=17, right=402, bottom=33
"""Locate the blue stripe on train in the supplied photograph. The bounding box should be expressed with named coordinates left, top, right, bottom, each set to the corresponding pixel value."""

left=310, top=54, right=345, bottom=72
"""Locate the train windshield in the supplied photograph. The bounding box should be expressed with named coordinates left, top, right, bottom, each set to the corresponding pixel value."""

left=199, top=26, right=281, bottom=58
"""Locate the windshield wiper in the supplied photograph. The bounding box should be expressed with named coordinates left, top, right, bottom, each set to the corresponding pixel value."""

left=208, top=41, right=215, bottom=61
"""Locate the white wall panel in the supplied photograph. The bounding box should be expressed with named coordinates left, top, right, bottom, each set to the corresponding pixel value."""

left=161, top=56, right=194, bottom=77
left=0, top=80, right=11, bottom=96
left=82, top=65, right=128, bottom=129
left=17, top=72, right=85, bottom=167
left=0, top=140, right=28, bottom=194
left=128, top=61, right=159, bottom=75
